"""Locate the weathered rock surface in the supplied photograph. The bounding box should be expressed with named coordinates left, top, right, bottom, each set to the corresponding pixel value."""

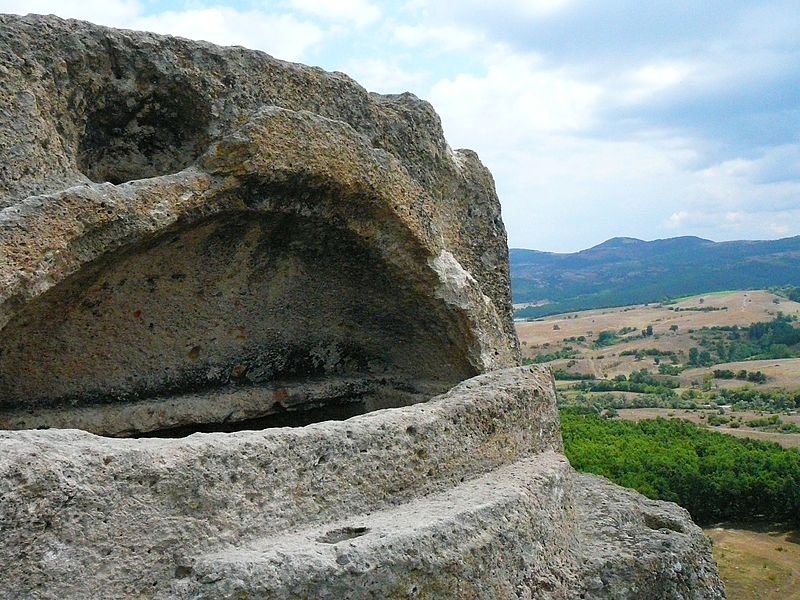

left=0, top=14, right=517, bottom=435
left=0, top=14, right=724, bottom=600
left=573, top=474, right=725, bottom=600
left=0, top=366, right=723, bottom=599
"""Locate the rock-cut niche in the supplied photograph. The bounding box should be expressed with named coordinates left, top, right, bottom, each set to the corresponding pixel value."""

left=75, top=74, right=211, bottom=184
left=0, top=210, right=479, bottom=437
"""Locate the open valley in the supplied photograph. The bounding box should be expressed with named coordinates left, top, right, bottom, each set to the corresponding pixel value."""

left=520, top=290, right=800, bottom=599
left=517, top=290, right=800, bottom=381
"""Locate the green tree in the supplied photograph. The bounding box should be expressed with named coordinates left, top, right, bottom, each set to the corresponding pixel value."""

left=688, top=347, right=700, bottom=366
left=698, top=350, right=713, bottom=366
left=561, top=411, right=800, bottom=526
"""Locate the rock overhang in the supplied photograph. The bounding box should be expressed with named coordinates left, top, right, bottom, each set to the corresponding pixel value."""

left=0, top=16, right=518, bottom=436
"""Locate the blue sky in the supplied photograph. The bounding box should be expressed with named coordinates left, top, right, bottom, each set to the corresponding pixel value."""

left=3, top=0, right=799, bottom=251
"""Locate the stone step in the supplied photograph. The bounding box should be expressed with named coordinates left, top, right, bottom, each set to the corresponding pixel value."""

left=169, top=451, right=577, bottom=600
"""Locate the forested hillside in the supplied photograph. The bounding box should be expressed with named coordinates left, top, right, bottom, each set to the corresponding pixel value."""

left=512, top=236, right=800, bottom=317
left=562, top=412, right=800, bottom=526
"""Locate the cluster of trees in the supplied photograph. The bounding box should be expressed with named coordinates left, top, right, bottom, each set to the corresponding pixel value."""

left=573, top=369, right=678, bottom=395
left=526, top=347, right=578, bottom=364
left=700, top=314, right=800, bottom=362
left=774, top=286, right=800, bottom=303
left=592, top=326, right=652, bottom=349
left=687, top=346, right=714, bottom=367
left=712, top=368, right=767, bottom=383
left=594, top=330, right=621, bottom=348
left=622, top=347, right=678, bottom=362
left=658, top=363, right=685, bottom=375
left=744, top=415, right=800, bottom=433
left=558, top=391, right=686, bottom=412
left=712, top=387, right=800, bottom=411
left=706, top=413, right=740, bottom=427
left=701, top=412, right=799, bottom=432
left=559, top=385, right=800, bottom=413
left=552, top=369, right=595, bottom=381
left=561, top=411, right=800, bottom=526
left=621, top=347, right=675, bottom=357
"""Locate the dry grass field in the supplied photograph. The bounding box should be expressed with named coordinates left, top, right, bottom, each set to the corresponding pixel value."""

left=523, top=291, right=800, bottom=596
left=615, top=408, right=800, bottom=449
left=516, top=290, right=800, bottom=382
left=706, top=524, right=800, bottom=600
left=680, top=358, right=800, bottom=390
left=718, top=428, right=800, bottom=448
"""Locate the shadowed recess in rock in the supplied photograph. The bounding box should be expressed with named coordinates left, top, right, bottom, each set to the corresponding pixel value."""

left=0, top=210, right=479, bottom=436
left=76, top=73, right=211, bottom=184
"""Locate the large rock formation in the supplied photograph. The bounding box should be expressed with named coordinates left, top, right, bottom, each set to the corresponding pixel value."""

left=0, top=14, right=724, bottom=599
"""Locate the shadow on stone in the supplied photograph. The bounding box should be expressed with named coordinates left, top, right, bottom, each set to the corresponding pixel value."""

left=317, top=526, right=370, bottom=544
left=76, top=75, right=211, bottom=184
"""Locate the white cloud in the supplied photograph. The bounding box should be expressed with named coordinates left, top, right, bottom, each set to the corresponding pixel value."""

left=343, top=58, right=425, bottom=93
left=768, top=222, right=792, bottom=236
left=489, top=135, right=704, bottom=250
left=130, top=7, right=323, bottom=59
left=416, top=0, right=575, bottom=20
left=394, top=24, right=485, bottom=52
left=666, top=211, right=690, bottom=229
left=429, top=47, right=601, bottom=139
left=655, top=206, right=800, bottom=242
left=693, top=150, right=800, bottom=214
left=417, top=26, right=800, bottom=249
left=711, top=144, right=800, bottom=185
left=0, top=0, right=141, bottom=25
left=509, top=0, right=574, bottom=18
left=619, top=62, right=694, bottom=104
left=421, top=42, right=725, bottom=250
left=286, top=0, right=381, bottom=27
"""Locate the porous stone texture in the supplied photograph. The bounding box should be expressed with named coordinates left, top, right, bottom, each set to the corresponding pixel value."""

left=0, top=14, right=517, bottom=435
left=573, top=474, right=725, bottom=600
left=0, top=367, right=723, bottom=599
left=0, top=14, right=725, bottom=600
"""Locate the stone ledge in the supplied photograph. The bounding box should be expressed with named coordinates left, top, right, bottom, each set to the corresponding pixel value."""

left=0, top=366, right=560, bottom=598
left=173, top=452, right=575, bottom=599
left=573, top=474, right=725, bottom=600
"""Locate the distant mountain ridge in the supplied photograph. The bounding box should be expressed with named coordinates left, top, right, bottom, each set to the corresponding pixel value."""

left=511, top=235, right=800, bottom=318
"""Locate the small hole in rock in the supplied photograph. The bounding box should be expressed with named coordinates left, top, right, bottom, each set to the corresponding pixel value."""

left=174, top=566, right=192, bottom=578
left=317, top=526, right=370, bottom=544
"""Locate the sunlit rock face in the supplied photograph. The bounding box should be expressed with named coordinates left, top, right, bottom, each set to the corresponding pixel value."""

left=0, top=14, right=518, bottom=436
left=0, top=14, right=724, bottom=600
